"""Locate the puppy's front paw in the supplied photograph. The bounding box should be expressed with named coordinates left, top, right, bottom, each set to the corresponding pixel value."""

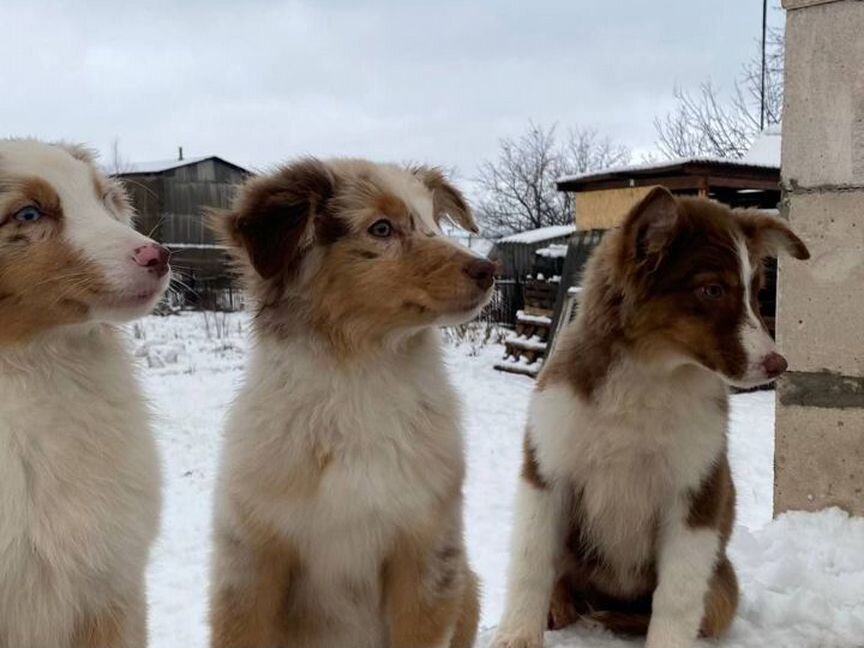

left=489, top=631, right=543, bottom=648
left=645, top=615, right=693, bottom=648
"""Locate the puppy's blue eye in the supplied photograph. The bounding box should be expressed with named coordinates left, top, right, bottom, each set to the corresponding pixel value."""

left=368, top=219, right=392, bottom=238
left=14, top=207, right=43, bottom=223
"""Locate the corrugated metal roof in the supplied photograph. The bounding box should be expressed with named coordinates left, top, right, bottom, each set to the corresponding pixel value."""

left=120, top=155, right=248, bottom=175
left=497, top=224, right=576, bottom=244
left=557, top=129, right=781, bottom=188
left=122, top=156, right=211, bottom=174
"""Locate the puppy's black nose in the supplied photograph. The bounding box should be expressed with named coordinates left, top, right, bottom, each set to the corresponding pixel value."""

left=464, top=259, right=495, bottom=290
left=763, top=352, right=788, bottom=378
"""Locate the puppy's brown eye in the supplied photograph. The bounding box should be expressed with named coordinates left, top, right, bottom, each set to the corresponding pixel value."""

left=699, top=284, right=725, bottom=299
left=368, top=219, right=392, bottom=238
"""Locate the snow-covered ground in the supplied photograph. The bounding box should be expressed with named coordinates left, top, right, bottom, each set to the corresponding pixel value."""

left=132, top=312, right=864, bottom=648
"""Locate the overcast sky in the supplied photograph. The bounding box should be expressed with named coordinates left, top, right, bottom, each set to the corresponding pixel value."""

left=1, top=0, right=783, bottom=185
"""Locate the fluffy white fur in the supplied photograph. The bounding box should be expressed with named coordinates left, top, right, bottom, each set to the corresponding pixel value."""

left=0, top=330, right=161, bottom=648
left=212, top=330, right=467, bottom=648
left=494, top=484, right=566, bottom=648
left=494, top=363, right=728, bottom=648
left=647, top=505, right=720, bottom=648
left=734, top=236, right=778, bottom=388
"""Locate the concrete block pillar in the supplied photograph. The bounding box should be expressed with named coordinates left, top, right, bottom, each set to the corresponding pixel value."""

left=775, top=0, right=864, bottom=515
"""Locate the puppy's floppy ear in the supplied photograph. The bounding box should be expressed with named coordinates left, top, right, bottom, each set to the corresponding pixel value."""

left=210, top=158, right=335, bottom=279
left=736, top=210, right=810, bottom=260
left=622, top=186, right=680, bottom=271
left=412, top=166, right=479, bottom=234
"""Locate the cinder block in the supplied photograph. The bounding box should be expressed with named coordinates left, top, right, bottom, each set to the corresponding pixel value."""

left=775, top=192, right=864, bottom=376
left=775, top=401, right=864, bottom=515
left=782, top=0, right=864, bottom=187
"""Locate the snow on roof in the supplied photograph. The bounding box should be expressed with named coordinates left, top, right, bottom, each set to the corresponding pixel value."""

left=121, top=156, right=212, bottom=174
left=536, top=243, right=568, bottom=258
left=497, top=224, right=576, bottom=245
left=741, top=126, right=781, bottom=167
left=557, top=155, right=779, bottom=184
left=557, top=131, right=781, bottom=185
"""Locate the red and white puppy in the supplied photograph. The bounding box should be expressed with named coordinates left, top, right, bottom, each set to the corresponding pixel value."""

left=0, top=139, right=169, bottom=648
left=493, top=188, right=809, bottom=648
left=208, top=158, right=489, bottom=648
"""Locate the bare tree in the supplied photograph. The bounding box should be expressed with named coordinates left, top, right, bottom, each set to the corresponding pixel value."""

left=562, top=127, right=630, bottom=176
left=735, top=26, right=785, bottom=130
left=108, top=138, right=134, bottom=176
left=476, top=123, right=630, bottom=236
left=655, top=23, right=785, bottom=159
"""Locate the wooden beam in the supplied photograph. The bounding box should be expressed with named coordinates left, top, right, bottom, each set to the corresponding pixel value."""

left=706, top=175, right=780, bottom=191
left=564, top=175, right=706, bottom=193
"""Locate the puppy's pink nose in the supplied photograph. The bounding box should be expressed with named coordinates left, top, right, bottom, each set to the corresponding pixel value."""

left=464, top=259, right=495, bottom=290
left=763, top=352, right=788, bottom=378
left=133, top=243, right=170, bottom=278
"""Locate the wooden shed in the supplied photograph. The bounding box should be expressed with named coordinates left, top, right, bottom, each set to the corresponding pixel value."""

left=488, top=224, right=576, bottom=280
left=557, top=156, right=781, bottom=230
left=118, top=155, right=250, bottom=308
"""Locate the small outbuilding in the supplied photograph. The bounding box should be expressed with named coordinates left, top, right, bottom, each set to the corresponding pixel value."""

left=488, top=224, right=576, bottom=281
left=118, top=154, right=250, bottom=308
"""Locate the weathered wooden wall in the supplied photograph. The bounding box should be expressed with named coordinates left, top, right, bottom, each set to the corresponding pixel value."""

left=121, top=159, right=246, bottom=246
left=120, top=159, right=248, bottom=295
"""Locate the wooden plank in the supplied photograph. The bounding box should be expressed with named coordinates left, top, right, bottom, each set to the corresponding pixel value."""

left=563, top=175, right=705, bottom=193
left=706, top=176, right=781, bottom=191
left=494, top=362, right=541, bottom=377
left=575, top=186, right=656, bottom=230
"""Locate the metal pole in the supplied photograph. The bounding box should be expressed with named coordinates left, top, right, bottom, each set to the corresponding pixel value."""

left=761, top=0, right=768, bottom=131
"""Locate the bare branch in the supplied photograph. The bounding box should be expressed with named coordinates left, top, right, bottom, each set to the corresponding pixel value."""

left=475, top=123, right=630, bottom=236
left=654, top=14, right=785, bottom=160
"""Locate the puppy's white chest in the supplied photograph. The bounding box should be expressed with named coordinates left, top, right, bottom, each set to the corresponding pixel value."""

left=0, top=378, right=160, bottom=595
left=530, top=381, right=726, bottom=577
left=229, top=349, right=464, bottom=559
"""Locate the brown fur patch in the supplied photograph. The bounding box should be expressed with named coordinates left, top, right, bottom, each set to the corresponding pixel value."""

left=411, top=166, right=478, bottom=233
left=700, top=557, right=739, bottom=638
left=211, top=158, right=337, bottom=280
left=303, top=235, right=487, bottom=357
left=450, top=569, right=481, bottom=648
left=72, top=596, right=146, bottom=648
left=521, top=430, right=548, bottom=489
left=73, top=609, right=126, bottom=648
left=374, top=192, right=411, bottom=221
left=384, top=510, right=479, bottom=648
left=737, top=210, right=810, bottom=261
left=210, top=525, right=305, bottom=648
left=0, top=230, right=107, bottom=346
left=687, top=455, right=736, bottom=543
left=0, top=176, right=63, bottom=223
